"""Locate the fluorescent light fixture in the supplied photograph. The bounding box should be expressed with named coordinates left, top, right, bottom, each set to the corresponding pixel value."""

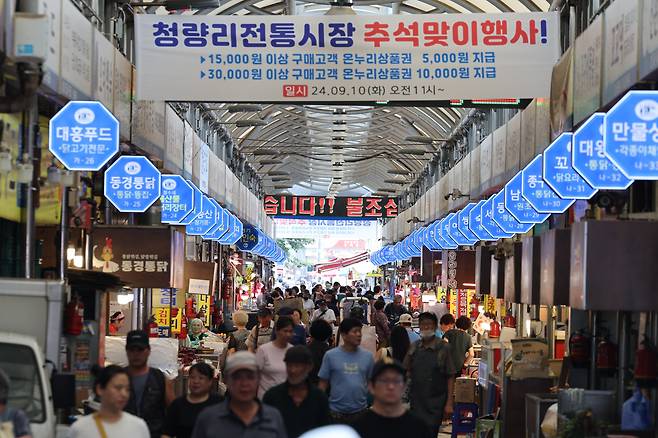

left=405, top=135, right=436, bottom=144
left=267, top=170, right=290, bottom=176
left=235, top=119, right=268, bottom=128
left=398, top=148, right=427, bottom=155
left=384, top=179, right=407, bottom=185
left=387, top=169, right=410, bottom=175
left=259, top=159, right=283, bottom=165
left=227, top=104, right=263, bottom=113
left=252, top=150, right=277, bottom=156
left=376, top=188, right=396, bottom=193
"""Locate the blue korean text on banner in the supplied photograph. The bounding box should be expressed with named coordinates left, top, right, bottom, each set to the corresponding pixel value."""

left=457, top=203, right=480, bottom=242
left=413, top=228, right=425, bottom=252
left=543, top=133, right=597, bottom=199
left=448, top=212, right=476, bottom=245
left=392, top=242, right=403, bottom=261
left=522, top=155, right=575, bottom=213
left=480, top=196, right=513, bottom=239
left=218, top=213, right=237, bottom=244
left=178, top=181, right=203, bottom=225
left=573, top=113, right=633, bottom=190
left=225, top=215, right=244, bottom=245
left=407, top=233, right=422, bottom=257
left=423, top=225, right=443, bottom=251
left=432, top=220, right=457, bottom=249
left=104, top=156, right=161, bottom=213
left=383, top=245, right=396, bottom=263
left=203, top=200, right=227, bottom=240
left=439, top=218, right=460, bottom=248
left=504, top=170, right=549, bottom=224
left=252, top=230, right=268, bottom=255
left=186, top=195, right=218, bottom=236
left=49, top=101, right=120, bottom=171
left=491, top=191, right=534, bottom=234
left=236, top=224, right=259, bottom=251
left=160, top=175, right=195, bottom=223
left=604, top=90, right=658, bottom=180
left=468, top=200, right=496, bottom=241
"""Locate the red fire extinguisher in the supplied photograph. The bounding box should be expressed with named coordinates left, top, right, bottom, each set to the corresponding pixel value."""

left=503, top=314, right=517, bottom=329
left=179, top=316, right=188, bottom=340
left=64, top=295, right=84, bottom=336
left=489, top=319, right=501, bottom=338
left=185, top=296, right=196, bottom=319
left=148, top=315, right=159, bottom=338
left=569, top=330, right=591, bottom=368
left=596, top=336, right=617, bottom=375
left=634, top=339, right=657, bottom=386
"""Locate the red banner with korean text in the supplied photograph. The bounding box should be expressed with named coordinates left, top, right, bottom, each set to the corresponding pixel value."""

left=264, top=195, right=398, bottom=219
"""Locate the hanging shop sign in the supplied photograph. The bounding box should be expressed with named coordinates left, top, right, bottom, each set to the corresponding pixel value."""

left=491, top=190, right=533, bottom=234
left=160, top=175, right=196, bottom=224
left=92, top=226, right=171, bottom=287
left=186, top=195, right=218, bottom=236
left=264, top=195, right=398, bottom=218
left=572, top=113, right=633, bottom=190
left=422, top=226, right=442, bottom=251
left=49, top=101, right=119, bottom=171
left=206, top=207, right=229, bottom=241
left=542, top=133, right=597, bottom=199
left=603, top=90, right=658, bottom=180
left=447, top=212, right=475, bottom=246
left=521, top=155, right=574, bottom=213
left=220, top=214, right=244, bottom=245
left=457, top=203, right=480, bottom=243
left=437, top=218, right=458, bottom=249
left=135, top=12, right=560, bottom=103
left=178, top=182, right=203, bottom=225
left=104, top=156, right=162, bottom=213
left=480, top=196, right=512, bottom=239
left=504, top=170, right=549, bottom=224
left=236, top=224, right=259, bottom=251
left=468, top=200, right=495, bottom=242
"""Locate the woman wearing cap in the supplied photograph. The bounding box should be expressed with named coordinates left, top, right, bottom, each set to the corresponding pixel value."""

left=109, top=311, right=125, bottom=336
left=255, top=316, right=294, bottom=399
left=68, top=365, right=149, bottom=438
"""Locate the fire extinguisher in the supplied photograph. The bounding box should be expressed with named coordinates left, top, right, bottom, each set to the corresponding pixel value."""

left=634, top=338, right=657, bottom=387
left=489, top=319, right=501, bottom=338
left=148, top=315, right=159, bottom=337
left=569, top=330, right=591, bottom=368
left=596, top=335, right=618, bottom=375
left=64, top=295, right=84, bottom=336
left=179, top=316, right=188, bottom=340
left=503, top=314, right=517, bottom=329
left=185, top=296, right=196, bottom=319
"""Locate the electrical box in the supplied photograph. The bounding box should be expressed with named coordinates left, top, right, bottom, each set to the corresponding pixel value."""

left=12, top=13, right=48, bottom=62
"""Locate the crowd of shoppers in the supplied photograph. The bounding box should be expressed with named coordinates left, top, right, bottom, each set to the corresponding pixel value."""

left=64, top=282, right=474, bottom=438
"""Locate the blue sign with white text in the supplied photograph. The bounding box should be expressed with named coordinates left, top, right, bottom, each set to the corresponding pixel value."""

left=604, top=90, right=658, bottom=180
left=447, top=212, right=475, bottom=245
left=218, top=212, right=237, bottom=244
left=177, top=182, right=203, bottom=225
left=49, top=101, right=119, bottom=171
left=480, top=196, right=513, bottom=239
left=457, top=203, right=480, bottom=242
left=522, top=155, right=575, bottom=213
left=468, top=200, right=496, bottom=241
left=236, top=224, right=259, bottom=251
left=104, top=156, right=161, bottom=213
left=160, top=175, right=195, bottom=223
left=573, top=113, right=633, bottom=189
left=186, top=195, right=218, bottom=236
left=504, top=171, right=549, bottom=224
left=423, top=225, right=442, bottom=251
left=491, top=191, right=533, bottom=234
left=437, top=219, right=458, bottom=249
left=543, top=133, right=597, bottom=199
left=203, top=200, right=227, bottom=240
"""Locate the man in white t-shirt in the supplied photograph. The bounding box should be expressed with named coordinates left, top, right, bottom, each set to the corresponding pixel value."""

left=311, top=299, right=337, bottom=325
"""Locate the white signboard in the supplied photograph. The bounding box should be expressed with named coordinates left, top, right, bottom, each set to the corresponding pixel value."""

left=132, top=100, right=166, bottom=160
left=469, top=146, right=481, bottom=195
left=199, top=142, right=210, bottom=194
left=93, top=29, right=115, bottom=111
left=60, top=0, right=92, bottom=99
left=520, top=100, right=536, bottom=167
left=573, top=14, right=602, bottom=124
left=135, top=12, right=560, bottom=102
left=461, top=154, right=471, bottom=197
left=165, top=105, right=184, bottom=173
left=39, top=0, right=61, bottom=91
left=189, top=279, right=211, bottom=295
left=602, top=0, right=639, bottom=103
left=641, top=0, right=658, bottom=79
left=183, top=122, right=194, bottom=178
left=113, top=51, right=132, bottom=141
left=492, top=124, right=506, bottom=186
left=479, top=134, right=493, bottom=192
left=506, top=112, right=521, bottom=175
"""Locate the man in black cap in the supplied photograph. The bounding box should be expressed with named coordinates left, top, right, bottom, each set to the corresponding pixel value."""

left=124, top=330, right=174, bottom=438
left=352, top=358, right=432, bottom=438
left=263, top=346, right=330, bottom=438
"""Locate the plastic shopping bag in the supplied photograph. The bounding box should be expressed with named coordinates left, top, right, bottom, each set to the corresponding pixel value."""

left=621, top=389, right=651, bottom=431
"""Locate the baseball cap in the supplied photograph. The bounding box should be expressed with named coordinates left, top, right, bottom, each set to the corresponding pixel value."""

left=284, top=345, right=313, bottom=364
left=398, top=313, right=413, bottom=325
left=224, top=351, right=258, bottom=376
left=126, top=330, right=149, bottom=349
left=370, top=357, right=406, bottom=382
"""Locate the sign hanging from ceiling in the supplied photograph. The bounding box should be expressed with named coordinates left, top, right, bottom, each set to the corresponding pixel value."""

left=135, top=12, right=560, bottom=103
left=264, top=195, right=398, bottom=219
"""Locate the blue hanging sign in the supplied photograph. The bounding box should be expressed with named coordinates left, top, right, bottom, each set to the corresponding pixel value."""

left=204, top=201, right=228, bottom=240
left=504, top=171, right=549, bottom=224
left=423, top=225, right=442, bottom=251
left=604, top=90, right=658, bottom=180
left=468, top=200, right=496, bottom=241
left=480, top=196, right=513, bottom=239
left=236, top=224, right=259, bottom=251
left=432, top=220, right=457, bottom=249
left=177, top=181, right=203, bottom=225
left=543, top=133, right=597, bottom=199
left=491, top=191, right=534, bottom=234
left=457, top=203, right=480, bottom=243
left=447, top=212, right=476, bottom=245
left=522, top=155, right=575, bottom=213
left=49, top=101, right=120, bottom=171
left=413, top=228, right=425, bottom=252
left=572, top=113, right=633, bottom=189
left=186, top=195, right=218, bottom=236
left=383, top=245, right=396, bottom=263
left=218, top=212, right=238, bottom=244
left=439, top=218, right=460, bottom=248
left=407, top=233, right=422, bottom=257
left=160, top=175, right=195, bottom=224
left=227, top=216, right=244, bottom=245
left=104, top=156, right=161, bottom=213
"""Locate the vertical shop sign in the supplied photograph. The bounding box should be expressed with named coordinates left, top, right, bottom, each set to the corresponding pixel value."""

left=520, top=100, right=536, bottom=167
left=196, top=295, right=211, bottom=327
left=104, top=156, right=162, bottom=212
left=542, top=133, right=597, bottom=199
left=492, top=124, right=507, bottom=186
left=113, top=51, right=133, bottom=141
left=132, top=100, right=166, bottom=159
left=93, top=29, right=114, bottom=110
left=479, top=134, right=493, bottom=194
left=199, top=143, right=210, bottom=194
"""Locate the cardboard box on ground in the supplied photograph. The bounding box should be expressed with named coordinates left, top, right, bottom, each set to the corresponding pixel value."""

left=454, top=377, right=477, bottom=403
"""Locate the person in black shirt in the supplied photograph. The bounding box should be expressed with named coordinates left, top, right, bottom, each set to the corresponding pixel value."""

left=263, top=346, right=331, bottom=438
left=162, top=363, right=223, bottom=438
left=353, top=358, right=432, bottom=438
left=307, top=319, right=333, bottom=386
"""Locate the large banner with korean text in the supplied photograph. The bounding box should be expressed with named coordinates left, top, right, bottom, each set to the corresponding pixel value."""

left=135, top=12, right=559, bottom=102
left=264, top=195, right=398, bottom=219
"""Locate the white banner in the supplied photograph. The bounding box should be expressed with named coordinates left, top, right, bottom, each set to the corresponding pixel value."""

left=135, top=12, right=559, bottom=102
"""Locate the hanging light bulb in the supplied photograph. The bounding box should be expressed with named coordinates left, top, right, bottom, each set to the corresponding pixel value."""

left=66, top=245, right=76, bottom=262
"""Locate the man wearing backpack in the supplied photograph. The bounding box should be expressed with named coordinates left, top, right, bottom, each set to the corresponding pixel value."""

left=403, top=312, right=455, bottom=438
left=124, top=330, right=174, bottom=438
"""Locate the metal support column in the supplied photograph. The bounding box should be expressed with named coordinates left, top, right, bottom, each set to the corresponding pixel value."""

left=59, top=187, right=69, bottom=279
left=23, top=96, right=38, bottom=278
left=617, top=312, right=627, bottom=416
left=589, top=311, right=597, bottom=389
